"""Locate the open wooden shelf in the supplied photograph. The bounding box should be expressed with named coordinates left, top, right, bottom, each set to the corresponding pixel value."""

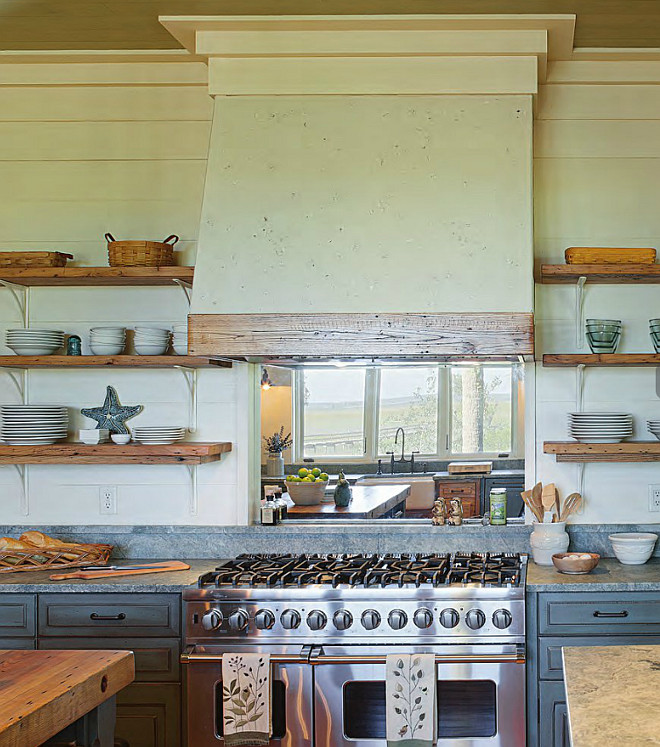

left=0, top=266, right=194, bottom=287
left=0, top=442, right=232, bottom=465
left=543, top=354, right=660, bottom=367
left=539, top=264, right=660, bottom=284
left=544, top=441, right=660, bottom=463
left=0, top=355, right=230, bottom=369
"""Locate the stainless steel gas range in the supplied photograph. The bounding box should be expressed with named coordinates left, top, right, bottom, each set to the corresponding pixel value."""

left=182, top=552, right=527, bottom=746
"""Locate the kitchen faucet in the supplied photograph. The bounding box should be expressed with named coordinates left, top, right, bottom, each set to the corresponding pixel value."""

left=384, top=428, right=420, bottom=475
left=394, top=427, right=406, bottom=463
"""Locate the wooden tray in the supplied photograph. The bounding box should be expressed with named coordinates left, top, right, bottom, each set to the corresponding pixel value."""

left=0, top=543, right=112, bottom=573
left=565, top=247, right=656, bottom=265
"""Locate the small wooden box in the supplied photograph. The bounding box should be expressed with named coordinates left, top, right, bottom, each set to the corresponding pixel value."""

left=447, top=461, right=493, bottom=474
left=565, top=247, right=656, bottom=265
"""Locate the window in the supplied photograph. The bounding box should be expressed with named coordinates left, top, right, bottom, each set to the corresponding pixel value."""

left=294, top=363, right=521, bottom=462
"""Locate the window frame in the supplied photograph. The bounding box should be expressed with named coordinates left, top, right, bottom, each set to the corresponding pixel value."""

left=292, top=363, right=522, bottom=463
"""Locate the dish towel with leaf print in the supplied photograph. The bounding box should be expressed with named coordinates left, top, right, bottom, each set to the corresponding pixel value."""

left=386, top=654, right=437, bottom=747
left=222, top=653, right=272, bottom=746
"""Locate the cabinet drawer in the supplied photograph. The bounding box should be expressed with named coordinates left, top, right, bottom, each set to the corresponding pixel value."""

left=0, top=594, right=35, bottom=637
left=538, top=592, right=660, bottom=635
left=437, top=481, right=477, bottom=497
left=39, top=637, right=180, bottom=682
left=38, top=594, right=180, bottom=637
left=538, top=634, right=660, bottom=680
left=116, top=682, right=181, bottom=747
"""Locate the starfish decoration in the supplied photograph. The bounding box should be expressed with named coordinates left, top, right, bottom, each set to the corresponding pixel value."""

left=81, top=385, right=142, bottom=435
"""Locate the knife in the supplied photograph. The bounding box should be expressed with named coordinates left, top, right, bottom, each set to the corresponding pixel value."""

left=79, top=562, right=183, bottom=571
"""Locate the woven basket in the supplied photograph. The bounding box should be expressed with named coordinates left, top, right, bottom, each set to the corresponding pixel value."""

left=0, top=251, right=73, bottom=268
left=105, top=233, right=179, bottom=267
left=0, top=542, right=112, bottom=573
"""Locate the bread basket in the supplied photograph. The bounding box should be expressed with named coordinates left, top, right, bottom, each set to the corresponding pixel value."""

left=0, top=251, right=73, bottom=268
left=105, top=233, right=179, bottom=267
left=0, top=531, right=112, bottom=573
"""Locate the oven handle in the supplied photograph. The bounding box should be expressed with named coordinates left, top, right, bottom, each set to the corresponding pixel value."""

left=181, top=647, right=525, bottom=665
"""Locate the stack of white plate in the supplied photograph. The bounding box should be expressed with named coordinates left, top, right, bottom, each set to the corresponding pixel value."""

left=90, top=326, right=126, bottom=356
left=134, top=327, right=171, bottom=356
left=648, top=420, right=660, bottom=441
left=132, top=426, right=186, bottom=445
left=0, top=405, right=68, bottom=445
left=6, top=329, right=64, bottom=356
left=172, top=324, right=188, bottom=356
left=568, top=412, right=633, bottom=443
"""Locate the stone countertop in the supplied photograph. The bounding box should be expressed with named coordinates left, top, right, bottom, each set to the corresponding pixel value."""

left=0, top=559, right=214, bottom=593
left=527, top=557, right=660, bottom=591
left=563, top=645, right=660, bottom=747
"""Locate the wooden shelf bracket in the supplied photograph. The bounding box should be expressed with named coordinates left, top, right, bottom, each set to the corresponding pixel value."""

left=0, top=279, right=29, bottom=327
left=173, top=365, right=198, bottom=433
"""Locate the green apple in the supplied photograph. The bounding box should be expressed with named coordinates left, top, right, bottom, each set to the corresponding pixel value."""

left=298, top=468, right=309, bottom=478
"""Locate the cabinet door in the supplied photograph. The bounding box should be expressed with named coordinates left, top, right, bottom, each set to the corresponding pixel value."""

left=539, top=681, right=570, bottom=747
left=0, top=594, right=35, bottom=637
left=436, top=481, right=479, bottom=517
left=0, top=637, right=34, bottom=649
left=115, top=683, right=180, bottom=747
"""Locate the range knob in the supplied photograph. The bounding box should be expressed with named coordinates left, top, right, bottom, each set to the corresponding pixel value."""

left=228, top=609, right=249, bottom=632
left=388, top=609, right=408, bottom=630
left=361, top=609, right=381, bottom=630
left=413, top=608, right=434, bottom=629
left=307, top=610, right=327, bottom=631
left=201, top=608, right=223, bottom=631
left=333, top=610, right=353, bottom=630
left=255, top=609, right=276, bottom=630
left=439, top=608, right=460, bottom=629
left=280, top=609, right=301, bottom=630
left=465, top=609, right=486, bottom=630
left=492, top=609, right=513, bottom=630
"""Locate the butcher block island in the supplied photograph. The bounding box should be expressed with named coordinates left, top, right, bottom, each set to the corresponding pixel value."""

left=0, top=649, right=134, bottom=747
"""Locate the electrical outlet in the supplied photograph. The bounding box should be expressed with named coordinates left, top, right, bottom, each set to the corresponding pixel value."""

left=100, top=486, right=117, bottom=515
left=649, top=485, right=660, bottom=512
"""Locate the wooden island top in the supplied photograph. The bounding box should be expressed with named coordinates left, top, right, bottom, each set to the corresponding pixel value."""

left=286, top=484, right=410, bottom=519
left=0, top=649, right=134, bottom=746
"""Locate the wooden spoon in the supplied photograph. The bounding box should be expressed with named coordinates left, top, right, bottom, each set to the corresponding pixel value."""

left=554, top=487, right=562, bottom=521
left=530, top=482, right=545, bottom=522
left=560, top=492, right=582, bottom=522
left=542, top=483, right=556, bottom=512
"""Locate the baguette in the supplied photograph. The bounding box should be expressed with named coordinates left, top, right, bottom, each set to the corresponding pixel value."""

left=19, top=531, right=82, bottom=561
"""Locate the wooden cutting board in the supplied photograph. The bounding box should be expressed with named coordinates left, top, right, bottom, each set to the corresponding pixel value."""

left=448, top=461, right=493, bottom=474
left=49, top=560, right=190, bottom=580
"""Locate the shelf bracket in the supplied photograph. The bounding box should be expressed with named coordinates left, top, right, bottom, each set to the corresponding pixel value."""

left=185, top=464, right=198, bottom=516
left=174, top=366, right=197, bottom=433
left=576, top=363, right=586, bottom=413
left=1, top=367, right=27, bottom=403
left=0, top=279, right=29, bottom=327
left=577, top=462, right=585, bottom=514
left=12, top=465, right=29, bottom=516
left=575, top=275, right=587, bottom=349
left=172, top=278, right=192, bottom=306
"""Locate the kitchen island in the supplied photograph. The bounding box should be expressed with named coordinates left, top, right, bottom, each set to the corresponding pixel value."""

left=562, top=644, right=660, bottom=746
left=286, top=484, right=410, bottom=519
left=0, top=649, right=134, bottom=746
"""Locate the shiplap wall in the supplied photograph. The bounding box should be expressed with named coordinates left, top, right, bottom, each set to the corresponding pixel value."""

left=534, top=67, right=660, bottom=522
left=0, top=55, right=248, bottom=525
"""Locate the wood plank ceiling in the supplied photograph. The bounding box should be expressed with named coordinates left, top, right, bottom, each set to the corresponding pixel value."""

left=0, top=0, right=659, bottom=50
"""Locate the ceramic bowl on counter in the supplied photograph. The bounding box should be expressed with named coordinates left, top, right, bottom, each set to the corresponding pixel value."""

left=285, top=479, right=329, bottom=506
left=552, top=552, right=600, bottom=575
left=609, top=532, right=658, bottom=565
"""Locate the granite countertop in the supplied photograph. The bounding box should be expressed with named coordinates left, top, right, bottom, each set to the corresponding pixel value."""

left=563, top=645, right=660, bottom=746
left=0, top=560, right=214, bottom=593
left=527, top=557, right=660, bottom=591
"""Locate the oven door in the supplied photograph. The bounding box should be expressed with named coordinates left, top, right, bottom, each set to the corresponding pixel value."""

left=313, top=645, right=525, bottom=747
left=183, top=646, right=313, bottom=746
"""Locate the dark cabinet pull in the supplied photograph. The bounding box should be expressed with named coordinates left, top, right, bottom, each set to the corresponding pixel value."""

left=90, top=612, right=126, bottom=621
left=593, top=610, right=628, bottom=618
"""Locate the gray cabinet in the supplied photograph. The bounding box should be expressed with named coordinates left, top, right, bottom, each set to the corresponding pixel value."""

left=0, top=590, right=182, bottom=747
left=528, top=590, right=660, bottom=747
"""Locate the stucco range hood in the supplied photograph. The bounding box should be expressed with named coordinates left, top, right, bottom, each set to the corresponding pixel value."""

left=159, top=15, right=568, bottom=364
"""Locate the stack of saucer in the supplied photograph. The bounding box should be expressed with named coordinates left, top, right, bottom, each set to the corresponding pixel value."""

left=569, top=412, right=633, bottom=443
left=172, top=324, right=188, bottom=356
left=6, top=329, right=64, bottom=356
left=1, top=405, right=68, bottom=445
left=134, top=327, right=171, bottom=356
left=90, top=327, right=126, bottom=355
left=132, top=426, right=186, bottom=445
left=648, top=420, right=660, bottom=441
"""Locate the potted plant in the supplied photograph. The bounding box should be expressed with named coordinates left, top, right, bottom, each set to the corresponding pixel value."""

left=263, top=427, right=293, bottom=477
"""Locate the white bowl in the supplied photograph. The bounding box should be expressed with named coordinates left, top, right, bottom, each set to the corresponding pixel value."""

left=90, top=344, right=125, bottom=355
left=135, top=343, right=169, bottom=356
left=7, top=345, right=61, bottom=356
left=609, top=533, right=658, bottom=565
left=111, top=434, right=131, bottom=444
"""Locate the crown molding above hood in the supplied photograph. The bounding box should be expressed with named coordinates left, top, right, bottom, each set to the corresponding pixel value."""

left=188, top=312, right=534, bottom=364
